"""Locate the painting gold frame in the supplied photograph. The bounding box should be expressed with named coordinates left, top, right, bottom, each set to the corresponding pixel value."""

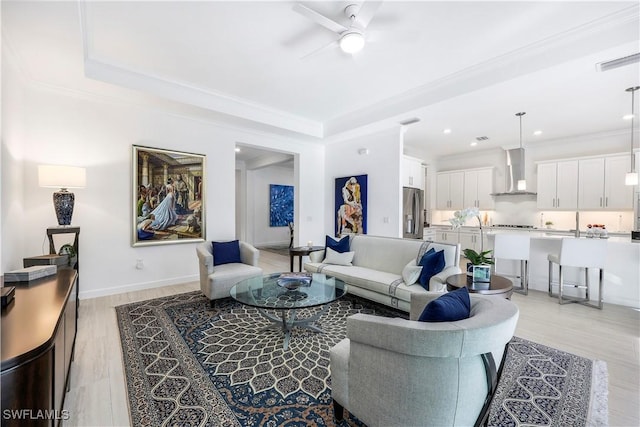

left=132, top=145, right=206, bottom=247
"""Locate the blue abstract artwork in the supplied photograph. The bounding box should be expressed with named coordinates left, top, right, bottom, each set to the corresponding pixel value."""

left=269, top=184, right=294, bottom=227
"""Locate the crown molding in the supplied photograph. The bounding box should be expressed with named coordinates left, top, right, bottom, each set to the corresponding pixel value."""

left=78, top=1, right=322, bottom=138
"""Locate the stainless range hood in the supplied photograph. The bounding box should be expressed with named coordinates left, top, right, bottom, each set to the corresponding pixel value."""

left=492, top=148, right=537, bottom=196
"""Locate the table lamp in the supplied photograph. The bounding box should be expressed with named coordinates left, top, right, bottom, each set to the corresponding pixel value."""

left=38, top=165, right=86, bottom=226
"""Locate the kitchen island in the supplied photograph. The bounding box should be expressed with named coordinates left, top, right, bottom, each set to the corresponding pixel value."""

left=488, top=231, right=639, bottom=309
left=427, top=225, right=639, bottom=309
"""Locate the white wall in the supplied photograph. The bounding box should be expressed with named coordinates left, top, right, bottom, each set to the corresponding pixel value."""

left=247, top=165, right=294, bottom=247
left=325, top=128, right=403, bottom=238
left=1, top=52, right=26, bottom=272
left=1, top=57, right=326, bottom=299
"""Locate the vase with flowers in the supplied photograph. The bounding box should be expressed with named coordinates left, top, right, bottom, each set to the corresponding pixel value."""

left=449, top=207, right=494, bottom=276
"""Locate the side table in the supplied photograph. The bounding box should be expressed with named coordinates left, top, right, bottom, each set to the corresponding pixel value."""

left=47, top=226, right=80, bottom=269
left=47, top=226, right=80, bottom=312
left=445, top=273, right=513, bottom=299
left=289, top=246, right=324, bottom=272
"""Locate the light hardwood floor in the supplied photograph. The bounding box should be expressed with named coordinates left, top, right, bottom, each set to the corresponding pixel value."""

left=63, top=250, right=639, bottom=426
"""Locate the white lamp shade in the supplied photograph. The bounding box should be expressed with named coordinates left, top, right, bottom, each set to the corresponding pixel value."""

left=625, top=172, right=638, bottom=186
left=517, top=179, right=527, bottom=191
left=38, top=165, right=86, bottom=189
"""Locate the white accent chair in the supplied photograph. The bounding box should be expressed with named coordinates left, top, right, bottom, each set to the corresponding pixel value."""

left=330, top=293, right=519, bottom=427
left=547, top=238, right=607, bottom=309
left=196, top=241, right=263, bottom=307
left=493, top=234, right=531, bottom=295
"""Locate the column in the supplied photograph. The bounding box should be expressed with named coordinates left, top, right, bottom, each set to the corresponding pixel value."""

left=141, top=153, right=149, bottom=186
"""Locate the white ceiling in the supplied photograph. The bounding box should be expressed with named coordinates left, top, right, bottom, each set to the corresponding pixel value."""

left=2, top=1, right=639, bottom=161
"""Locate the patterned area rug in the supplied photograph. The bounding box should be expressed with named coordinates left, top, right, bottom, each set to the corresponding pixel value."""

left=116, top=291, right=608, bottom=426
left=488, top=337, right=608, bottom=426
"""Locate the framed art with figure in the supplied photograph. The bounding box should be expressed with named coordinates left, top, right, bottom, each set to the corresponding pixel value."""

left=335, top=175, right=367, bottom=237
left=132, top=145, right=206, bottom=246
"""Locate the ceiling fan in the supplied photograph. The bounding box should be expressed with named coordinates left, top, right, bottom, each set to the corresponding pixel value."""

left=292, top=1, right=383, bottom=57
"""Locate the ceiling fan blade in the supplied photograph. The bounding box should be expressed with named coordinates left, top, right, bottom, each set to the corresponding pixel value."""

left=354, top=0, right=383, bottom=29
left=292, top=3, right=348, bottom=34
left=300, top=39, right=339, bottom=60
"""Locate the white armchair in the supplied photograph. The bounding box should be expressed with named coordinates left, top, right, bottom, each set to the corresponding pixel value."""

left=196, top=241, right=263, bottom=307
left=330, top=293, right=519, bottom=426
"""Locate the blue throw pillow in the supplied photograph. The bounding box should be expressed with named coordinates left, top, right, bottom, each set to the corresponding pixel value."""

left=212, top=240, right=242, bottom=266
left=418, top=248, right=445, bottom=290
left=326, top=235, right=350, bottom=253
left=419, top=287, right=471, bottom=322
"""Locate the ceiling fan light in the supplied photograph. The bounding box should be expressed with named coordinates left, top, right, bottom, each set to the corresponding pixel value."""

left=340, top=32, right=365, bottom=54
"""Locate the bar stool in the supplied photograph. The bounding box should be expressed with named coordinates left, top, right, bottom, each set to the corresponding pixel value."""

left=547, top=238, right=607, bottom=309
left=493, top=234, right=530, bottom=295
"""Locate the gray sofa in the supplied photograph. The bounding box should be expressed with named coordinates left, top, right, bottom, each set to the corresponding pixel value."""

left=304, top=235, right=461, bottom=312
left=196, top=241, right=263, bottom=307
left=330, top=293, right=520, bottom=426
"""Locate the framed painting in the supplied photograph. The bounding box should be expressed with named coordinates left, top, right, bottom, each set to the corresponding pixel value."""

left=269, top=184, right=294, bottom=227
left=132, top=145, right=206, bottom=246
left=335, top=175, right=367, bottom=237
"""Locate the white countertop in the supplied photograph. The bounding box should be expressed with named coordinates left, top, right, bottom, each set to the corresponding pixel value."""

left=427, top=224, right=634, bottom=243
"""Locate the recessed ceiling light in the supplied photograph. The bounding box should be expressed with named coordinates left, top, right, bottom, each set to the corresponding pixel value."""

left=235, top=148, right=241, bottom=152
left=623, top=114, right=634, bottom=120
left=533, top=130, right=543, bottom=136
left=470, top=141, right=478, bottom=147
left=443, top=128, right=452, bottom=134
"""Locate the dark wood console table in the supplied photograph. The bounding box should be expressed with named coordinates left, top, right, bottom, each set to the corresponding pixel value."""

left=1, top=269, right=78, bottom=426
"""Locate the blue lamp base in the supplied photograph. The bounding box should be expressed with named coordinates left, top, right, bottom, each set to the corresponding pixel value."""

left=53, top=189, right=75, bottom=226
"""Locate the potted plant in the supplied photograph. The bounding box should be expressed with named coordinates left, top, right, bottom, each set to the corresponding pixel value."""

left=450, top=207, right=495, bottom=275
left=463, top=248, right=494, bottom=265
left=463, top=247, right=494, bottom=276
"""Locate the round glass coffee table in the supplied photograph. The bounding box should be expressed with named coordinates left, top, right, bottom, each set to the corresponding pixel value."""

left=230, top=273, right=347, bottom=350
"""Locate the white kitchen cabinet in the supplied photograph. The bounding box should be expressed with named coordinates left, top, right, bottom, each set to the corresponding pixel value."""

left=458, top=231, right=477, bottom=252
left=578, top=155, right=633, bottom=210
left=464, top=168, right=494, bottom=209
left=604, top=155, right=634, bottom=209
left=536, top=163, right=557, bottom=209
left=432, top=229, right=457, bottom=244
left=423, top=228, right=436, bottom=241
left=436, top=171, right=464, bottom=210
left=458, top=229, right=489, bottom=254
left=402, top=156, right=424, bottom=190
left=536, top=160, right=578, bottom=210
left=578, top=158, right=605, bottom=209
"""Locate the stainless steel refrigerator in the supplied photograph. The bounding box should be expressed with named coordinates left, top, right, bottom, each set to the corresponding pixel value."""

left=403, top=187, right=424, bottom=239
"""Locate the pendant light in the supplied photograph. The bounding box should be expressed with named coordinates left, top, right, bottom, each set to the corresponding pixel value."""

left=625, top=86, right=640, bottom=186
left=516, top=112, right=527, bottom=191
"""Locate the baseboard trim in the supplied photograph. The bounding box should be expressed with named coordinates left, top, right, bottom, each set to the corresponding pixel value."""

left=79, top=274, right=199, bottom=300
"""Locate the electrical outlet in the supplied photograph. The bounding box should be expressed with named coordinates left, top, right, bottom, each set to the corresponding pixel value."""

left=136, top=259, right=144, bottom=270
